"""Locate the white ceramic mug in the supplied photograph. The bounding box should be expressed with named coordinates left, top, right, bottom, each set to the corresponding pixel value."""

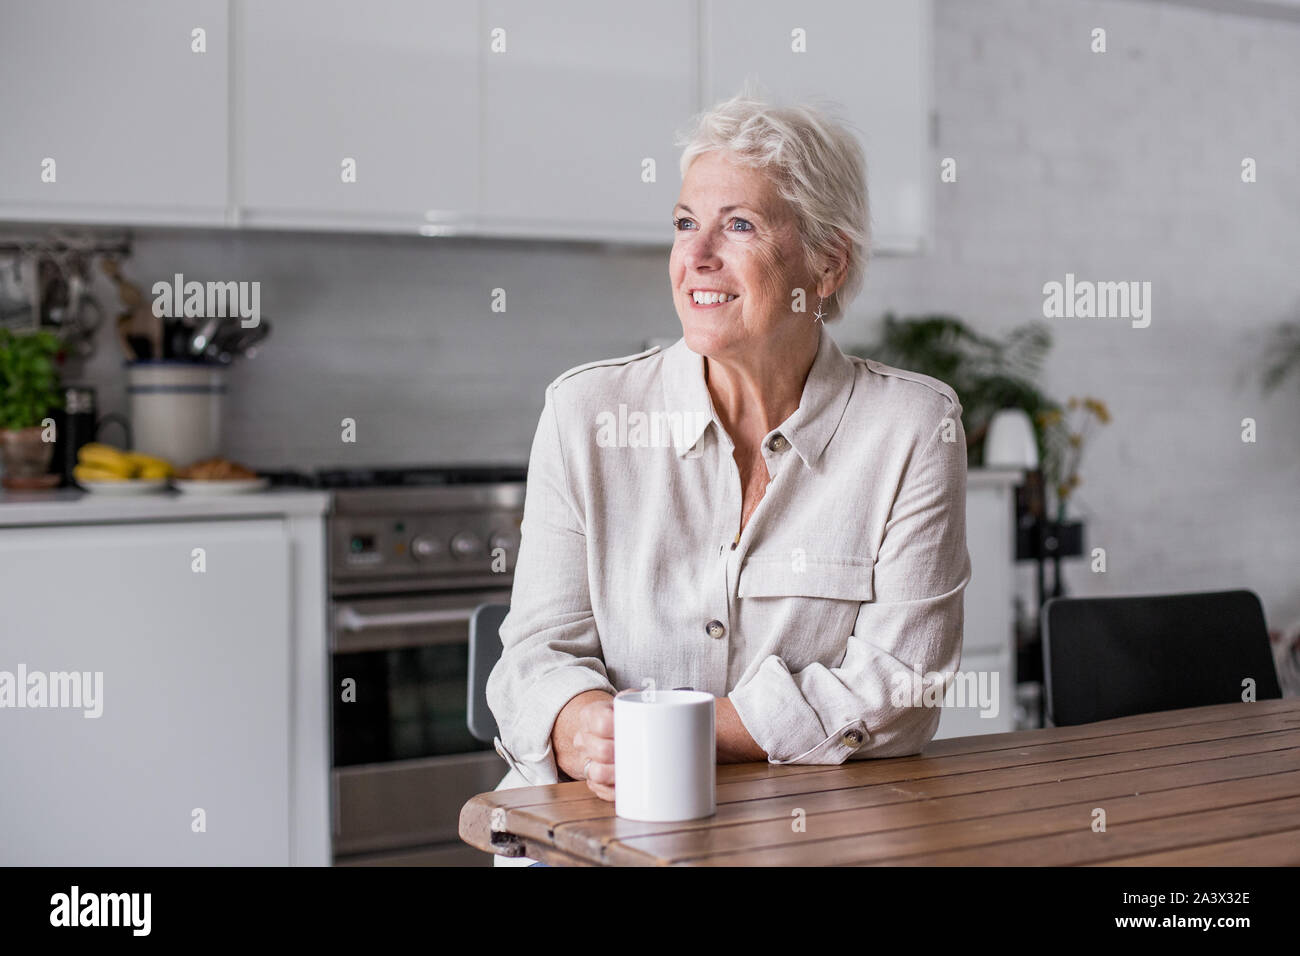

left=614, top=688, right=716, bottom=822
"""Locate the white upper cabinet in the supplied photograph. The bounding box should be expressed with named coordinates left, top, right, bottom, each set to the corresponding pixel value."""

left=233, top=0, right=479, bottom=231
left=702, top=0, right=933, bottom=253
left=0, top=0, right=932, bottom=249
left=477, top=0, right=697, bottom=242
left=0, top=0, right=229, bottom=225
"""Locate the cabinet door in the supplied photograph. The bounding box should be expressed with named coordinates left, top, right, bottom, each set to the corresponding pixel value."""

left=479, top=0, right=697, bottom=242
left=932, top=648, right=1015, bottom=739
left=0, top=0, right=228, bottom=225
left=0, top=519, right=291, bottom=865
left=234, top=0, right=479, bottom=231
left=704, top=0, right=932, bottom=253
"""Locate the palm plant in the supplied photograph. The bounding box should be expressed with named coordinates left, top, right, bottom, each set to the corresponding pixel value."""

left=849, top=313, right=1061, bottom=467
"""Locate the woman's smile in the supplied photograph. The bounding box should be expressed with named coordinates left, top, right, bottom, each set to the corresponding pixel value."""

left=686, top=288, right=740, bottom=309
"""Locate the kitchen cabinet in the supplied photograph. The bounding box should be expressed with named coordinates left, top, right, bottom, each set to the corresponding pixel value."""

left=702, top=0, right=934, bottom=253
left=933, top=468, right=1023, bottom=739
left=477, top=0, right=697, bottom=242
left=232, top=0, right=480, bottom=231
left=0, top=492, right=330, bottom=865
left=0, top=0, right=229, bottom=226
left=1, top=0, right=933, bottom=250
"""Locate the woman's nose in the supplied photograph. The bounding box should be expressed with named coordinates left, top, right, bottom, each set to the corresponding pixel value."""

left=684, top=233, right=722, bottom=269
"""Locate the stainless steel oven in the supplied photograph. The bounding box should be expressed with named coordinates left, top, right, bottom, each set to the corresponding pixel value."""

left=324, top=470, right=525, bottom=866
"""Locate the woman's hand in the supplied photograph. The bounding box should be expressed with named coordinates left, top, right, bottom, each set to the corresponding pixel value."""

left=552, top=690, right=616, bottom=801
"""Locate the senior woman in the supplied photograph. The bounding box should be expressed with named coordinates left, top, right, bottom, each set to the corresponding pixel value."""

left=486, top=92, right=970, bottom=862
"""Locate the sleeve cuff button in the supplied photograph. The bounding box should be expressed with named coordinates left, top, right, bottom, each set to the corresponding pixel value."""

left=842, top=729, right=864, bottom=747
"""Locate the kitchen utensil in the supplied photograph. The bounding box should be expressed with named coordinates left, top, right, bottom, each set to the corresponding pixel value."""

left=228, top=318, right=271, bottom=357
left=63, top=253, right=104, bottom=358
left=102, top=257, right=162, bottom=361
left=209, top=317, right=271, bottom=363
left=203, top=315, right=243, bottom=361
left=163, top=318, right=189, bottom=359
left=188, top=314, right=225, bottom=356
left=39, top=256, right=70, bottom=327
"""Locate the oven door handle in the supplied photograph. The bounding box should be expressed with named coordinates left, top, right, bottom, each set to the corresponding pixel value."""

left=337, top=606, right=476, bottom=631
left=333, top=605, right=479, bottom=653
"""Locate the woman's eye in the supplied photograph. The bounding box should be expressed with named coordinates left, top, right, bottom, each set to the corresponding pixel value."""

left=673, top=217, right=696, bottom=231
left=730, top=218, right=754, bottom=232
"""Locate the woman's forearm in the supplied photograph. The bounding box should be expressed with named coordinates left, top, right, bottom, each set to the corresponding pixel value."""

left=716, top=697, right=767, bottom=763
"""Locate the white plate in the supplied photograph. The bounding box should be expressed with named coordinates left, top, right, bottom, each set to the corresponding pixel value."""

left=77, top=478, right=171, bottom=495
left=172, top=477, right=269, bottom=495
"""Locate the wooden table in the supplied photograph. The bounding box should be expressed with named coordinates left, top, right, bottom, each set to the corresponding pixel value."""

left=459, top=698, right=1300, bottom=865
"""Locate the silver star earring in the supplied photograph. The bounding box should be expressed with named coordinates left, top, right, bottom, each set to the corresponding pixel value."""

left=812, top=296, right=827, bottom=323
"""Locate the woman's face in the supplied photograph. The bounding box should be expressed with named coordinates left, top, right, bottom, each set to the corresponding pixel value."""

left=670, top=151, right=821, bottom=361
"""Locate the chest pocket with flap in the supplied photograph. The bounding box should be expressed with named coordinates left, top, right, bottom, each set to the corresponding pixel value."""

left=737, top=554, right=874, bottom=603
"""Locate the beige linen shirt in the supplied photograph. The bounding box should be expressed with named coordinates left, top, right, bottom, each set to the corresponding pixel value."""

left=487, top=325, right=970, bottom=795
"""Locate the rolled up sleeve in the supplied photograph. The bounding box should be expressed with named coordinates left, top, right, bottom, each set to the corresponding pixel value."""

left=729, top=399, right=971, bottom=763
left=485, top=384, right=615, bottom=786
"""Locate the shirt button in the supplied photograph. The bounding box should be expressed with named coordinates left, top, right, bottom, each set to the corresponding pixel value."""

left=842, top=728, right=864, bottom=747
left=766, top=434, right=789, bottom=452
left=705, top=620, right=726, bottom=639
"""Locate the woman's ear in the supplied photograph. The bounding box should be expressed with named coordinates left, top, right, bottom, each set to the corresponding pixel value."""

left=816, top=230, right=851, bottom=299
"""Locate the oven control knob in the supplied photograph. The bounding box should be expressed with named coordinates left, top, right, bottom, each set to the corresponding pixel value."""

left=450, top=531, right=484, bottom=558
left=410, top=535, right=440, bottom=560
left=488, top=529, right=519, bottom=553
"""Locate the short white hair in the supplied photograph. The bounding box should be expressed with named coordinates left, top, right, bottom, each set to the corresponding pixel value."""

left=675, top=83, right=870, bottom=321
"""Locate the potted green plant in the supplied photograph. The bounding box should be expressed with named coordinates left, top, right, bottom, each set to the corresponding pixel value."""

left=848, top=313, right=1061, bottom=467
left=0, top=328, right=64, bottom=489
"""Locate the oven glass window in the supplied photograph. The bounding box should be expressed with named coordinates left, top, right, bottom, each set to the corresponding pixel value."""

left=333, top=644, right=492, bottom=766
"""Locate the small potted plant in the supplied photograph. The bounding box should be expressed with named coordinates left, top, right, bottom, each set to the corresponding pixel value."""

left=1036, top=396, right=1112, bottom=525
left=0, top=329, right=64, bottom=489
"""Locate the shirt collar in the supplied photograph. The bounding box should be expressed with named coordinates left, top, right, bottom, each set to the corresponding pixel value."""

left=660, top=325, right=857, bottom=465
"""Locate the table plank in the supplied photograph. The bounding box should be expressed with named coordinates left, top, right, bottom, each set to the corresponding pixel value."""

left=861, top=793, right=1300, bottom=867
left=918, top=697, right=1298, bottom=756
left=1092, top=830, right=1300, bottom=866
left=458, top=699, right=1300, bottom=865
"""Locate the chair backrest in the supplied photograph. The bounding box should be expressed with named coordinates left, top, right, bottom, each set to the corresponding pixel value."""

left=1042, top=589, right=1281, bottom=727
left=467, top=603, right=510, bottom=743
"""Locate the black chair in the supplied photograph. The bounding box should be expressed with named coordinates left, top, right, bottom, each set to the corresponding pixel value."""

left=467, top=603, right=510, bottom=743
left=1042, top=589, right=1282, bottom=726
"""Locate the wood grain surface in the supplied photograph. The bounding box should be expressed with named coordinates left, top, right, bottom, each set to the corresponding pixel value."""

left=458, top=698, right=1300, bottom=866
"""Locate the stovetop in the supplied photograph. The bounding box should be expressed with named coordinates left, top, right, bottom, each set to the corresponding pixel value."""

left=263, top=464, right=527, bottom=490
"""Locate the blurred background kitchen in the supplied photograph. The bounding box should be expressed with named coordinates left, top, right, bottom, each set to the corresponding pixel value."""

left=1, top=0, right=1297, bottom=867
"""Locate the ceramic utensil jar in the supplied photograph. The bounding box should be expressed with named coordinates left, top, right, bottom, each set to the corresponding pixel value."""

left=126, top=361, right=227, bottom=465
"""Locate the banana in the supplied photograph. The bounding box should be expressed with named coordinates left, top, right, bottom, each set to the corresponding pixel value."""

left=78, top=443, right=135, bottom=476
left=125, top=452, right=173, bottom=478
left=74, top=464, right=129, bottom=483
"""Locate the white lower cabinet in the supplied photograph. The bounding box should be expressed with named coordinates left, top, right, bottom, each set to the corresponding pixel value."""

left=932, top=469, right=1024, bottom=739
left=0, top=515, right=324, bottom=865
